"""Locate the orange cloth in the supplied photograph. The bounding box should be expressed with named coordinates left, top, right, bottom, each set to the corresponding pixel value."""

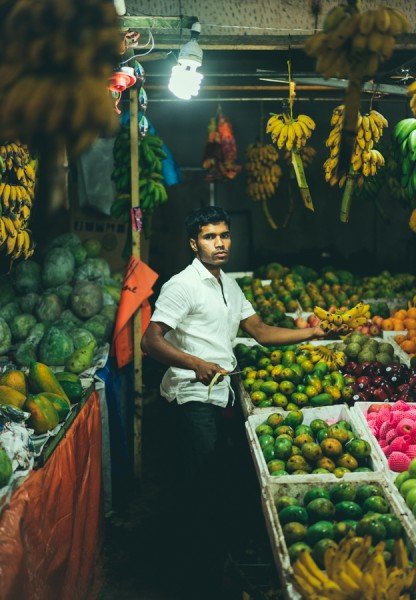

left=113, top=256, right=158, bottom=368
left=0, top=392, right=103, bottom=600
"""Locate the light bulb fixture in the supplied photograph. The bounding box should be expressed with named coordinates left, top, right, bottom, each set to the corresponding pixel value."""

left=169, top=21, right=203, bottom=100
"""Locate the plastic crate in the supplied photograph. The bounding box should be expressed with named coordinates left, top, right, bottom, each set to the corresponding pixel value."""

left=246, top=405, right=384, bottom=487
left=261, top=476, right=416, bottom=600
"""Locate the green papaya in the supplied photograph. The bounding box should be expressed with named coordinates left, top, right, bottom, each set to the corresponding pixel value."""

left=65, top=340, right=96, bottom=374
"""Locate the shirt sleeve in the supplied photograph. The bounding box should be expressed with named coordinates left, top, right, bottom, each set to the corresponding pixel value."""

left=151, top=278, right=193, bottom=330
left=239, top=289, right=256, bottom=321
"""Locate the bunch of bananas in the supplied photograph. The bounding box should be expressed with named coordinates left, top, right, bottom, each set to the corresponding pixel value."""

left=324, top=105, right=387, bottom=187
left=0, top=0, right=120, bottom=156
left=111, top=126, right=168, bottom=221
left=284, top=146, right=316, bottom=167
left=245, top=143, right=281, bottom=202
left=314, top=302, right=371, bottom=332
left=392, top=118, right=416, bottom=201
left=0, top=141, right=35, bottom=260
left=299, top=344, right=346, bottom=369
left=266, top=113, right=316, bottom=151
left=293, top=535, right=414, bottom=600
left=407, top=81, right=416, bottom=118
left=385, top=146, right=410, bottom=204
left=304, top=5, right=410, bottom=80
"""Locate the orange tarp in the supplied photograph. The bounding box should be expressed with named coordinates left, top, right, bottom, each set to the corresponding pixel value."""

left=0, top=391, right=103, bottom=600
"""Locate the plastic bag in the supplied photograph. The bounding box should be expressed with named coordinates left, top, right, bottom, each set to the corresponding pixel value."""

left=77, top=137, right=117, bottom=215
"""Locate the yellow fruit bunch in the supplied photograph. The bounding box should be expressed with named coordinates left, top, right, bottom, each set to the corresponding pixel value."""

left=293, top=535, right=414, bottom=600
left=300, top=343, right=346, bottom=369
left=245, top=142, right=282, bottom=202
left=314, top=302, right=371, bottom=332
left=284, top=146, right=316, bottom=167
left=304, top=5, right=410, bottom=80
left=407, top=81, right=416, bottom=118
left=324, top=105, right=387, bottom=187
left=0, top=141, right=36, bottom=261
left=266, top=113, right=316, bottom=152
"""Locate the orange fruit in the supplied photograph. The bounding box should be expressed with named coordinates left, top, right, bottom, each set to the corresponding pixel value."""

left=393, top=320, right=406, bottom=331
left=407, top=308, right=416, bottom=320
left=404, top=319, right=416, bottom=330
left=395, top=335, right=407, bottom=345
left=394, top=309, right=407, bottom=321
left=382, top=319, right=393, bottom=331
left=401, top=340, right=416, bottom=354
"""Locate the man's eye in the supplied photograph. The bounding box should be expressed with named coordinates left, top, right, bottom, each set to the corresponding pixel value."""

left=221, top=233, right=230, bottom=238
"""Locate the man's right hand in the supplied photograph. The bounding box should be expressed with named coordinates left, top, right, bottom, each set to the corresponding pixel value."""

left=192, top=359, right=228, bottom=386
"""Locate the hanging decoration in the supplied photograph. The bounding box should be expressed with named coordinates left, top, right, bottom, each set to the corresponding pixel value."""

left=202, top=109, right=241, bottom=181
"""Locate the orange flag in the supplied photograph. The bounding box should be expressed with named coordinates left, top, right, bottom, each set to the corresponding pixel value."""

left=113, top=256, right=158, bottom=368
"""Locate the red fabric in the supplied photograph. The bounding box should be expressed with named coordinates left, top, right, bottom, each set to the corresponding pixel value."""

left=0, top=392, right=103, bottom=600
left=113, top=256, right=158, bottom=368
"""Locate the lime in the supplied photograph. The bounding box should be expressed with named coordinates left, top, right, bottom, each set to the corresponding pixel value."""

left=279, top=505, right=308, bottom=526
left=257, top=357, right=271, bottom=369
left=313, top=361, right=328, bottom=376
left=363, top=496, right=390, bottom=514
left=355, top=484, right=381, bottom=504
left=394, top=471, right=410, bottom=489
left=310, top=419, right=328, bottom=436
left=377, top=515, right=402, bottom=539
left=303, top=487, right=330, bottom=506
left=256, top=424, right=274, bottom=437
left=275, top=495, right=300, bottom=511
left=274, top=438, right=293, bottom=460
left=405, top=487, right=416, bottom=509
left=306, top=498, right=335, bottom=522
left=243, top=378, right=255, bottom=390
left=282, top=522, right=307, bottom=546
left=292, top=469, right=310, bottom=475
left=400, top=479, right=416, bottom=497
left=306, top=521, right=334, bottom=546
left=329, top=483, right=356, bottom=504
left=356, top=518, right=386, bottom=543
left=288, top=542, right=312, bottom=562
left=354, top=467, right=372, bottom=473
left=335, top=501, right=363, bottom=521
left=312, top=539, right=338, bottom=568
left=408, top=458, right=416, bottom=478
left=267, top=459, right=286, bottom=473
left=283, top=410, right=304, bottom=428
left=258, top=400, right=273, bottom=407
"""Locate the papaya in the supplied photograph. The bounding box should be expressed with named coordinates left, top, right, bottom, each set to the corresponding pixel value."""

left=24, top=394, right=59, bottom=434
left=28, top=362, right=70, bottom=404
left=0, top=449, right=12, bottom=487
left=0, top=370, right=28, bottom=395
left=39, top=393, right=70, bottom=421
left=55, top=372, right=83, bottom=402
left=0, top=385, right=26, bottom=408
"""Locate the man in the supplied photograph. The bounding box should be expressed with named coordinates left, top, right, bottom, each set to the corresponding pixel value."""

left=141, top=206, right=324, bottom=597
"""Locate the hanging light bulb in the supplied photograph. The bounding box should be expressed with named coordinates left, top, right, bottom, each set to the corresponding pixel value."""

left=169, top=21, right=203, bottom=100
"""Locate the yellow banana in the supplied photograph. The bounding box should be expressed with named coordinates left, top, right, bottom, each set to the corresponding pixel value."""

left=2, top=184, right=11, bottom=208
left=2, top=215, right=16, bottom=237
left=0, top=218, right=6, bottom=245
left=358, top=10, right=376, bottom=35
left=5, top=232, right=17, bottom=255
left=276, top=124, right=288, bottom=149
left=375, top=7, right=391, bottom=33
left=298, top=114, right=316, bottom=130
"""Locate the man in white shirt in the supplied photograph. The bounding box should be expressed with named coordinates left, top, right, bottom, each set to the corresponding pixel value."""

left=141, top=206, right=324, bottom=597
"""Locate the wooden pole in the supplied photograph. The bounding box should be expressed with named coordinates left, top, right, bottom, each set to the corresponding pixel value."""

left=129, top=87, right=142, bottom=478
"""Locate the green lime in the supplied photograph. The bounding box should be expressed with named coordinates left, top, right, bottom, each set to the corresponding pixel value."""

left=329, top=483, right=356, bottom=504
left=258, top=400, right=273, bottom=407
left=282, top=522, right=307, bottom=546
left=355, top=484, right=381, bottom=504
left=362, top=496, right=390, bottom=515
left=279, top=505, right=308, bottom=526
left=286, top=402, right=300, bottom=411
left=312, top=468, right=331, bottom=474
left=377, top=515, right=402, bottom=539
left=306, top=498, right=335, bottom=522
left=354, top=467, right=372, bottom=473
left=288, top=542, right=312, bottom=562
left=303, top=487, right=330, bottom=506
left=334, top=501, right=363, bottom=521
left=394, top=471, right=410, bottom=489
left=306, top=521, right=334, bottom=546
left=275, top=496, right=300, bottom=511
left=356, top=518, right=386, bottom=543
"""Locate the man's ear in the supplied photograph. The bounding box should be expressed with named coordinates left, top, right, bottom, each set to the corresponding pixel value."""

left=189, top=237, right=197, bottom=253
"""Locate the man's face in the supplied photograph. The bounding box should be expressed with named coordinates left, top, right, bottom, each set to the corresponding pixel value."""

left=190, top=221, right=231, bottom=267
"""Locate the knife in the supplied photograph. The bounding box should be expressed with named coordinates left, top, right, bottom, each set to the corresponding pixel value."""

left=189, top=369, right=243, bottom=383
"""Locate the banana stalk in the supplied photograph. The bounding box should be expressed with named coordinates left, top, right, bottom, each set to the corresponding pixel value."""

left=291, top=151, right=314, bottom=211
left=261, top=198, right=278, bottom=229
left=340, top=166, right=357, bottom=222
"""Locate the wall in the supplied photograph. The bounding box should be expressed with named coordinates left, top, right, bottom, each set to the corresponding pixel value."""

left=147, top=96, right=416, bottom=284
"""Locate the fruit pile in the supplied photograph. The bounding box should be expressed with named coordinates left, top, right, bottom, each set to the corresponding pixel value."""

left=0, top=362, right=83, bottom=434
left=111, top=126, right=168, bottom=219
left=394, top=458, right=416, bottom=517
left=324, top=105, right=387, bottom=187
left=277, top=482, right=405, bottom=566
left=343, top=362, right=416, bottom=404
left=266, top=113, right=316, bottom=151
left=234, top=343, right=351, bottom=409
left=333, top=332, right=400, bottom=367
left=364, top=402, right=416, bottom=472
left=256, top=410, right=372, bottom=478
left=0, top=141, right=36, bottom=261
left=293, top=534, right=413, bottom=600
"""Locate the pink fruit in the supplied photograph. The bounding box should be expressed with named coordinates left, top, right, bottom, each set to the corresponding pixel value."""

left=388, top=451, right=411, bottom=472
left=388, top=412, right=402, bottom=427
left=375, top=411, right=391, bottom=427
left=386, top=429, right=397, bottom=444
left=366, top=412, right=377, bottom=422
left=408, top=445, right=416, bottom=459
left=396, top=418, right=416, bottom=436
left=406, top=410, right=416, bottom=420
left=395, top=400, right=410, bottom=412
left=385, top=435, right=411, bottom=456
left=379, top=421, right=391, bottom=439
left=378, top=439, right=388, bottom=449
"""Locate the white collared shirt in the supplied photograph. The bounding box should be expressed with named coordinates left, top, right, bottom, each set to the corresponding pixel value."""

left=150, top=258, right=256, bottom=406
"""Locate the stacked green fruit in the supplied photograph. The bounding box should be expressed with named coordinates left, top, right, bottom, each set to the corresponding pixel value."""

left=276, top=483, right=405, bottom=566
left=392, top=118, right=416, bottom=200
left=234, top=343, right=352, bottom=408
left=394, top=458, right=416, bottom=518
left=111, top=126, right=168, bottom=220
left=332, top=332, right=399, bottom=366
left=255, top=410, right=372, bottom=477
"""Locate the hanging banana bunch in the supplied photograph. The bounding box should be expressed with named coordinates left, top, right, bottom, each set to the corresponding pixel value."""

left=266, top=113, right=316, bottom=152
left=407, top=81, right=416, bottom=117
left=245, top=142, right=281, bottom=229
left=0, top=141, right=36, bottom=261
left=305, top=5, right=410, bottom=177
left=324, top=104, right=387, bottom=188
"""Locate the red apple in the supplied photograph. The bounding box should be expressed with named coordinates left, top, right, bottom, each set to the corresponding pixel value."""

left=368, top=403, right=391, bottom=414
left=372, top=388, right=389, bottom=402
left=369, top=324, right=381, bottom=336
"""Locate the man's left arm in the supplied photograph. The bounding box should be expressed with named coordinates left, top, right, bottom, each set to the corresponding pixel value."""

left=240, top=313, right=325, bottom=345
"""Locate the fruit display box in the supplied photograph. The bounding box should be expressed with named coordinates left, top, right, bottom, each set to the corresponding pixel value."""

left=246, top=405, right=384, bottom=487
left=260, top=477, right=416, bottom=600
left=351, top=401, right=416, bottom=475
left=389, top=338, right=412, bottom=367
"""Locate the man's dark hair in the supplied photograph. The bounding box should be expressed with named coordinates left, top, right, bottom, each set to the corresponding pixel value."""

left=185, top=206, right=230, bottom=239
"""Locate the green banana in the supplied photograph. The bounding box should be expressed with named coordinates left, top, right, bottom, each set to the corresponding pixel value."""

left=393, top=118, right=416, bottom=144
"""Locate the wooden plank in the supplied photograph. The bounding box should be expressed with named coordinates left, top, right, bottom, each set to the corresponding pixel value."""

left=129, top=87, right=143, bottom=478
